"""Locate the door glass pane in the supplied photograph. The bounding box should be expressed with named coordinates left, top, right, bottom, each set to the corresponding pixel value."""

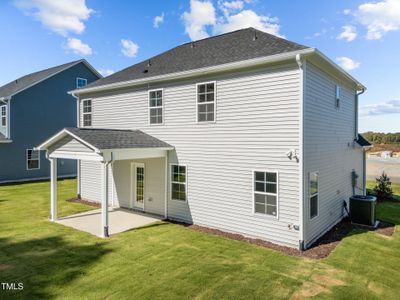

left=136, top=167, right=144, bottom=203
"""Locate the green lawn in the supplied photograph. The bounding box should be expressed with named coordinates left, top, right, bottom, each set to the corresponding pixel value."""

left=0, top=180, right=399, bottom=299
left=367, top=180, right=400, bottom=201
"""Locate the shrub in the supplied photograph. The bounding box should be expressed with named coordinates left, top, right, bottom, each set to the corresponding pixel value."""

left=374, top=172, right=394, bottom=201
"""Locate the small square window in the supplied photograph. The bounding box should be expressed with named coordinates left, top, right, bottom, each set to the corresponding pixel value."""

left=77, top=78, right=87, bottom=89
left=27, top=149, right=40, bottom=170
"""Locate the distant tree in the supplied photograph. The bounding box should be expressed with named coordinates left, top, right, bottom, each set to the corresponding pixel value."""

left=374, top=172, right=394, bottom=202
left=361, top=132, right=400, bottom=145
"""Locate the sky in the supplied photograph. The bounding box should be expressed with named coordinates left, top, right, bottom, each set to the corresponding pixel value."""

left=0, top=0, right=399, bottom=133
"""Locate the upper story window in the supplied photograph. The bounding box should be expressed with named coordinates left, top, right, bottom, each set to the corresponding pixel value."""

left=335, top=85, right=341, bottom=109
left=197, top=82, right=215, bottom=122
left=26, top=149, right=40, bottom=170
left=149, top=89, right=163, bottom=124
left=82, top=99, right=92, bottom=127
left=309, top=172, right=319, bottom=219
left=254, top=171, right=278, bottom=217
left=76, top=78, right=88, bottom=89
left=171, top=165, right=187, bottom=201
left=0, top=105, right=6, bottom=127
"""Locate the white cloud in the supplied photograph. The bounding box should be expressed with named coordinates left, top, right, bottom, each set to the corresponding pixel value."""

left=66, top=38, right=92, bottom=55
left=336, top=56, right=360, bottom=71
left=337, top=25, right=357, bottom=42
left=182, top=0, right=216, bottom=40
left=153, top=12, right=165, bottom=28
left=121, top=39, right=139, bottom=58
left=343, top=9, right=351, bottom=15
left=219, top=0, right=244, bottom=16
left=14, top=0, right=93, bottom=36
left=99, top=69, right=115, bottom=77
left=182, top=0, right=283, bottom=40
left=360, top=100, right=400, bottom=117
left=355, top=0, right=400, bottom=40
left=214, top=10, right=283, bottom=37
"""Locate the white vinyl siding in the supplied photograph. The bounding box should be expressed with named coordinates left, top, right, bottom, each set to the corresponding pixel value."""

left=303, top=62, right=363, bottom=247
left=26, top=149, right=40, bottom=170
left=79, top=63, right=302, bottom=247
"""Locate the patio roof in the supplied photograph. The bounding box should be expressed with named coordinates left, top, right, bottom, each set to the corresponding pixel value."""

left=36, top=127, right=174, bottom=162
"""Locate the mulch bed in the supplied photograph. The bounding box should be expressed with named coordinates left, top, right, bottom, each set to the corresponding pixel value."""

left=184, top=218, right=395, bottom=259
left=67, top=197, right=100, bottom=208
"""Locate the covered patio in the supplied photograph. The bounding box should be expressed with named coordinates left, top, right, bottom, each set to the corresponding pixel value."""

left=37, top=127, right=174, bottom=238
left=56, top=208, right=163, bottom=237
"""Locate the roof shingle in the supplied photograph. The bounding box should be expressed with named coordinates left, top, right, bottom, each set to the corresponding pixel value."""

left=86, top=28, right=309, bottom=89
left=65, top=127, right=172, bottom=150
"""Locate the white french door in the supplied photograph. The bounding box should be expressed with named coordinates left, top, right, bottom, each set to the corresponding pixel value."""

left=131, top=163, right=145, bottom=210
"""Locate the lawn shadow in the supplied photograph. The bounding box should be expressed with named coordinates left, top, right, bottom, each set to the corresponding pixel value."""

left=0, top=236, right=110, bottom=299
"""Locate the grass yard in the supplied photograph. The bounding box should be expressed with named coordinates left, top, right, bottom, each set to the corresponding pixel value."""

left=1, top=180, right=399, bottom=299
left=367, top=180, right=400, bottom=201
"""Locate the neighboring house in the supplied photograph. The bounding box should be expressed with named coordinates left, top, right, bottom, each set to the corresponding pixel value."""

left=0, top=60, right=101, bottom=183
left=38, top=28, right=372, bottom=249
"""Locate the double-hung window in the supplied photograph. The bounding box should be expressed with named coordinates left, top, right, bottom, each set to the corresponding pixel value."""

left=0, top=105, right=6, bottom=127
left=82, top=99, right=92, bottom=127
left=254, top=171, right=278, bottom=217
left=197, top=82, right=215, bottom=122
left=309, top=172, right=319, bottom=219
left=171, top=165, right=187, bottom=201
left=26, top=149, right=40, bottom=170
left=149, top=89, right=163, bottom=124
left=76, top=78, right=87, bottom=89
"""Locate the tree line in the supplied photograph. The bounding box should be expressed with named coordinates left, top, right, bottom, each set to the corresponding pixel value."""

left=362, top=132, right=400, bottom=144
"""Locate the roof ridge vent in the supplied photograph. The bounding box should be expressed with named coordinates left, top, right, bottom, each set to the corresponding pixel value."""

left=191, top=42, right=195, bottom=48
left=147, top=59, right=152, bottom=67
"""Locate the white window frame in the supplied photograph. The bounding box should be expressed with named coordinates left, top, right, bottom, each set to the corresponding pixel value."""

left=148, top=88, right=164, bottom=125
left=26, top=149, right=40, bottom=170
left=196, top=81, right=216, bottom=123
left=309, top=171, right=319, bottom=219
left=252, top=170, right=279, bottom=218
left=0, top=104, right=7, bottom=127
left=82, top=99, right=92, bottom=127
left=76, top=77, right=88, bottom=89
left=335, top=85, right=341, bottom=109
left=170, top=164, right=187, bottom=202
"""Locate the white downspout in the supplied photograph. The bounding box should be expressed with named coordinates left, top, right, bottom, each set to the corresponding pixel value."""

left=355, top=88, right=366, bottom=141
left=296, top=54, right=306, bottom=250
left=71, top=92, right=81, bottom=197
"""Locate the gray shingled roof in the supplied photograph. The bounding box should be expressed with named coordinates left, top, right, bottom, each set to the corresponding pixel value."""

left=0, top=60, right=84, bottom=98
left=65, top=127, right=172, bottom=150
left=357, top=134, right=373, bottom=147
left=86, top=28, right=309, bottom=89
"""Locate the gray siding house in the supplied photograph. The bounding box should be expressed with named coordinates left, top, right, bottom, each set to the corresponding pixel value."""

left=38, top=28, right=371, bottom=249
left=0, top=60, right=101, bottom=183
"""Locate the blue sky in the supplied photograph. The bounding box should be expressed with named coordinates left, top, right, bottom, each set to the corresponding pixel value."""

left=0, top=0, right=399, bottom=133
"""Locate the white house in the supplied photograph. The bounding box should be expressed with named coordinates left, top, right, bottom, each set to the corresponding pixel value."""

left=37, top=28, right=371, bottom=249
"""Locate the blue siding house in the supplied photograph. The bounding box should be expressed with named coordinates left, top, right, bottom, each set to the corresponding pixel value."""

left=0, top=60, right=101, bottom=183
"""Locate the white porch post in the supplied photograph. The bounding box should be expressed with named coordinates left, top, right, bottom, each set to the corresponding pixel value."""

left=101, top=162, right=109, bottom=238
left=50, top=158, right=57, bottom=221
left=164, top=151, right=169, bottom=219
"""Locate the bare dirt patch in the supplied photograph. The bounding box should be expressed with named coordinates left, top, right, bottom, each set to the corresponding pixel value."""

left=66, top=197, right=100, bottom=208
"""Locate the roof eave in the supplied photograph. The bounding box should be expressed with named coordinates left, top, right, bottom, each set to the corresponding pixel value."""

left=69, top=48, right=316, bottom=95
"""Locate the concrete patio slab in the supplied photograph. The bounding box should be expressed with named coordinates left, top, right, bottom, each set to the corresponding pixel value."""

left=56, top=208, right=163, bottom=237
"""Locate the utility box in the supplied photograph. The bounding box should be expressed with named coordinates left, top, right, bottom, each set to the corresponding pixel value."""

left=349, top=195, right=377, bottom=227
